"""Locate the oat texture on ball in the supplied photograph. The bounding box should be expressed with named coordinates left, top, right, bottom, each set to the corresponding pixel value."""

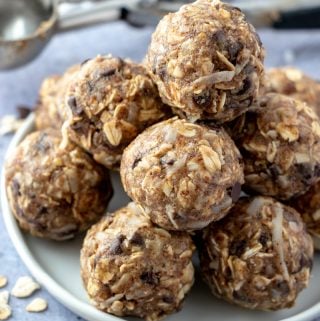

left=200, top=196, right=313, bottom=310
left=230, top=93, right=320, bottom=200
left=290, top=181, right=320, bottom=250
left=80, top=202, right=195, bottom=321
left=64, top=55, right=169, bottom=170
left=262, top=67, right=320, bottom=117
left=146, top=0, right=264, bottom=122
left=5, top=129, right=113, bottom=240
left=35, top=64, right=80, bottom=130
left=121, top=117, right=244, bottom=231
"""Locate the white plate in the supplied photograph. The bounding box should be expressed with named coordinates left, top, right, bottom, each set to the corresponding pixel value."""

left=2, top=113, right=320, bottom=321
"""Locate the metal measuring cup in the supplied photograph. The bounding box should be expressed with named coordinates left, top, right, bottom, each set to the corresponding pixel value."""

left=0, top=0, right=137, bottom=70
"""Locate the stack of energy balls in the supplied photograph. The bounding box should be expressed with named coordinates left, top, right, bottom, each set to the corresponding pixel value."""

left=5, top=0, right=320, bottom=320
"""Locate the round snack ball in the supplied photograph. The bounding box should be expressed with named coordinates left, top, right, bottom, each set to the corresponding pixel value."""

left=5, top=129, right=113, bottom=240
left=64, top=55, right=169, bottom=170
left=145, top=0, right=264, bottom=122
left=290, top=181, right=320, bottom=250
left=35, top=64, right=80, bottom=130
left=231, top=93, right=320, bottom=200
left=200, top=196, right=313, bottom=310
left=80, top=202, right=195, bottom=321
left=121, top=118, right=244, bottom=231
left=262, top=67, right=320, bottom=117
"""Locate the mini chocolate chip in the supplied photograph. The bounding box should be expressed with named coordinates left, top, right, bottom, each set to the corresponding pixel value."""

left=299, top=255, right=313, bottom=271
left=231, top=182, right=241, bottom=202
left=132, top=157, right=142, bottom=169
left=229, top=239, right=247, bottom=257
left=162, top=295, right=174, bottom=303
left=259, top=231, right=269, bottom=247
left=68, top=96, right=83, bottom=115
left=193, top=90, right=211, bottom=108
left=269, top=164, right=281, bottom=178
left=160, top=157, right=175, bottom=166
left=130, top=232, right=145, bottom=246
left=275, top=280, right=290, bottom=295
left=211, top=30, right=226, bottom=48
left=12, top=179, right=21, bottom=197
left=282, top=82, right=296, bottom=95
left=314, top=164, right=320, bottom=177
left=296, top=163, right=314, bottom=184
left=16, top=105, right=31, bottom=119
left=109, top=234, right=125, bottom=255
left=158, top=67, right=167, bottom=81
left=100, top=68, right=116, bottom=78
left=81, top=58, right=91, bottom=66
left=228, top=41, right=243, bottom=64
left=232, top=290, right=251, bottom=303
left=237, top=78, right=252, bottom=96
left=71, top=120, right=90, bottom=135
left=140, top=271, right=159, bottom=285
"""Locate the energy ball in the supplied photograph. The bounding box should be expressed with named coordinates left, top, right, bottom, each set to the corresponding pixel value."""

left=5, top=129, right=112, bottom=240
left=290, top=181, right=320, bottom=250
left=231, top=93, right=320, bottom=200
left=145, top=0, right=264, bottom=122
left=200, top=196, right=313, bottom=310
left=262, top=67, right=320, bottom=117
left=80, top=202, right=195, bottom=321
left=121, top=118, right=244, bottom=231
left=64, top=55, right=169, bottom=170
left=35, top=64, right=80, bottom=130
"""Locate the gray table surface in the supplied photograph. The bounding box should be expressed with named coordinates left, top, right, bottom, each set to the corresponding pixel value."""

left=1, top=21, right=320, bottom=321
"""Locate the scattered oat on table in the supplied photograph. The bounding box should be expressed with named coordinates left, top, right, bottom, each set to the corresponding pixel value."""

left=0, top=292, right=9, bottom=305
left=26, top=298, right=48, bottom=313
left=0, top=304, right=11, bottom=321
left=0, top=292, right=10, bottom=321
left=11, top=276, right=40, bottom=298
left=0, top=277, right=7, bottom=289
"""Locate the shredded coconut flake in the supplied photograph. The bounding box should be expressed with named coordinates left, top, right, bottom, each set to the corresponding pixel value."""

left=272, top=205, right=289, bottom=281
left=165, top=204, right=179, bottom=229
left=247, top=197, right=264, bottom=216
left=193, top=70, right=235, bottom=86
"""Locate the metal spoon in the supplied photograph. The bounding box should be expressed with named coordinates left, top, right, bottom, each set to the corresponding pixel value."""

left=0, top=0, right=139, bottom=70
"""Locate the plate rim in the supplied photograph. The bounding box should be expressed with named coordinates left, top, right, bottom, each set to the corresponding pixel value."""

left=1, top=113, right=320, bottom=321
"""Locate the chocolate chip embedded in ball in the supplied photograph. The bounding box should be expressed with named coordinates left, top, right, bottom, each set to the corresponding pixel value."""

left=230, top=93, right=320, bottom=200
left=146, top=0, right=264, bottom=122
left=80, top=202, right=195, bottom=321
left=120, top=118, right=244, bottom=231
left=64, top=55, right=170, bottom=170
left=5, top=129, right=112, bottom=240
left=200, top=196, right=313, bottom=310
